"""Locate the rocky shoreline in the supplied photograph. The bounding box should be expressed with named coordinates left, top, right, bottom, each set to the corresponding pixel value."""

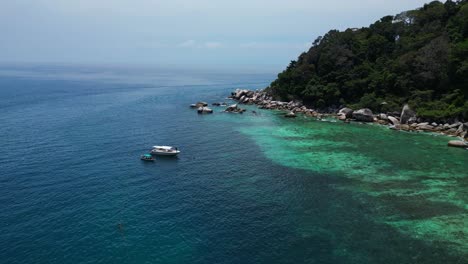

left=228, top=89, right=468, bottom=148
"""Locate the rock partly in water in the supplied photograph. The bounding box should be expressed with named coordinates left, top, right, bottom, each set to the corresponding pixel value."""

left=352, top=108, right=374, bottom=122
left=224, top=104, right=246, bottom=114
left=400, top=124, right=410, bottom=131
left=338, top=108, right=354, bottom=118
left=378, top=113, right=388, bottom=120
left=448, top=140, right=467, bottom=148
left=417, top=124, right=434, bottom=131
left=388, top=116, right=400, bottom=126
left=285, top=111, right=297, bottom=118
left=197, top=107, right=213, bottom=114
left=191, top=102, right=208, bottom=108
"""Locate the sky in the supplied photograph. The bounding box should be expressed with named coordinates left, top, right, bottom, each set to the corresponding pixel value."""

left=0, top=0, right=432, bottom=71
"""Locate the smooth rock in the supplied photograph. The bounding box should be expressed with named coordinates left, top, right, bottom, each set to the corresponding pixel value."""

left=446, top=128, right=457, bottom=134
left=456, top=124, right=464, bottom=134
left=377, top=120, right=387, bottom=125
left=418, top=124, right=434, bottom=131
left=378, top=113, right=388, bottom=120
left=388, top=116, right=400, bottom=126
left=448, top=140, right=467, bottom=148
left=352, top=108, right=374, bottom=122
left=338, top=108, right=353, bottom=118
left=197, top=107, right=213, bottom=114
left=400, top=124, right=410, bottom=131
left=449, top=122, right=462, bottom=129
left=285, top=111, right=297, bottom=118
left=460, top=131, right=467, bottom=139
left=400, top=104, right=416, bottom=124
left=338, top=114, right=347, bottom=121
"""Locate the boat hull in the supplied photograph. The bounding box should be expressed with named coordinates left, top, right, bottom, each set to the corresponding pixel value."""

left=150, top=151, right=180, bottom=156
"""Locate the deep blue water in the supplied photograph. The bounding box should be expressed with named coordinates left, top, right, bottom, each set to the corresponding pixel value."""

left=0, top=65, right=466, bottom=264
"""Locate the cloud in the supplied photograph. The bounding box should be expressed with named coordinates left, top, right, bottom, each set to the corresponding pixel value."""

left=239, top=41, right=311, bottom=50
left=204, top=42, right=222, bottom=48
left=178, top=40, right=196, bottom=47
left=0, top=0, right=433, bottom=67
left=239, top=42, right=258, bottom=48
left=177, top=40, right=221, bottom=48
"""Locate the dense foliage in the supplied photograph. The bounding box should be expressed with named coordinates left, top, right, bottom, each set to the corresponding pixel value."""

left=269, top=0, right=468, bottom=121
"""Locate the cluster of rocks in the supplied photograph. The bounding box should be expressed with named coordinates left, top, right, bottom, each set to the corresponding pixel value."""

left=190, top=102, right=213, bottom=114
left=224, top=104, right=246, bottom=114
left=339, top=105, right=468, bottom=140
left=211, top=102, right=227, bottom=107
left=189, top=101, right=247, bottom=114
left=197, top=107, right=213, bottom=114
left=229, top=89, right=324, bottom=118
left=190, top=102, right=208, bottom=108
left=229, top=89, right=468, bottom=146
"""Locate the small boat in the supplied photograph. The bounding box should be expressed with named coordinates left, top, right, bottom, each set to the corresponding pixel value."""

left=140, top=154, right=155, bottom=161
left=151, top=146, right=180, bottom=156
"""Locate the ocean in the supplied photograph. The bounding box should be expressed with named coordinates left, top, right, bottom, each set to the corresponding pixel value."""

left=0, top=64, right=467, bottom=264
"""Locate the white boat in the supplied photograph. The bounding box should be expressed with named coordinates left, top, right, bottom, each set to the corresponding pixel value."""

left=151, top=146, right=180, bottom=156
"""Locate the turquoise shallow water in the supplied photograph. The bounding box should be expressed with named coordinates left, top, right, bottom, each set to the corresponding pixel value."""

left=0, top=65, right=467, bottom=263
left=232, top=112, right=468, bottom=255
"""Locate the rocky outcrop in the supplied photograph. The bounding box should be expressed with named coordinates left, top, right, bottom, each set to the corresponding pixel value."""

left=352, top=108, right=374, bottom=122
left=227, top=89, right=468, bottom=142
left=400, top=104, right=416, bottom=124
left=224, top=104, right=246, bottom=114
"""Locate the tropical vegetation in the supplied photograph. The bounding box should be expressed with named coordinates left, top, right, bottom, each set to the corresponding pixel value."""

left=268, top=0, right=468, bottom=121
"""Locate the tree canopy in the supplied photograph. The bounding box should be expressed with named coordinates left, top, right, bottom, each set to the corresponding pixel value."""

left=268, top=0, right=468, bottom=122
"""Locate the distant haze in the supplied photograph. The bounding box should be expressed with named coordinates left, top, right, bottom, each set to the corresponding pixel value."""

left=1, top=0, right=431, bottom=71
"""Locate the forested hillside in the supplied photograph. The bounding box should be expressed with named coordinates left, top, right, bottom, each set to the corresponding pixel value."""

left=268, top=0, right=468, bottom=121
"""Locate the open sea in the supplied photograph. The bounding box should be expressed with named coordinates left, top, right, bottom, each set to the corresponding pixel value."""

left=0, top=64, right=467, bottom=264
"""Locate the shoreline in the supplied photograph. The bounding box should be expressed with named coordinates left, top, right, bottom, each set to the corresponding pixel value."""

left=228, top=89, right=468, bottom=147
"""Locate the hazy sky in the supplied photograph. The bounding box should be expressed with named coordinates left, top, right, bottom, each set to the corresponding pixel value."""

left=1, top=0, right=432, bottom=70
